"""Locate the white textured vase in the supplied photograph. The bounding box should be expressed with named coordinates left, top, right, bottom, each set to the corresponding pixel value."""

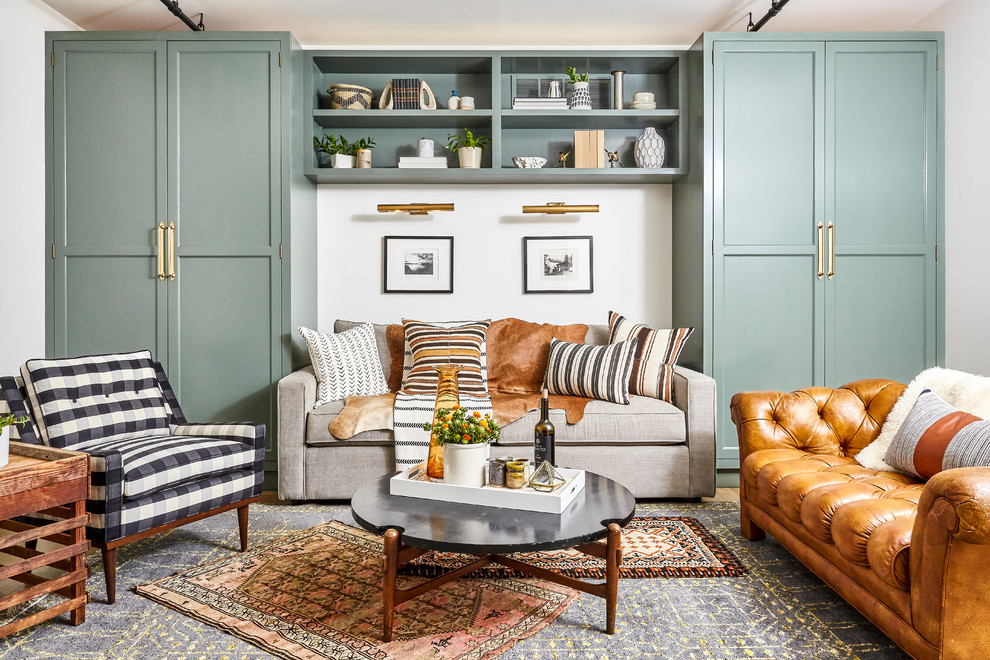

left=634, top=126, right=665, bottom=168
left=569, top=81, right=592, bottom=110
left=442, top=442, right=489, bottom=487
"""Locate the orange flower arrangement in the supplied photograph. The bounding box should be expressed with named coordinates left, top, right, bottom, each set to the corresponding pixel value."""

left=423, top=404, right=500, bottom=446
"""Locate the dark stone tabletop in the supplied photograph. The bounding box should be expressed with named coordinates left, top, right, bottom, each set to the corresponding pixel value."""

left=351, top=471, right=636, bottom=554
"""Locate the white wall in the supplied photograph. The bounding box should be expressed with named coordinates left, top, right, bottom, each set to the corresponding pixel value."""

left=0, top=0, right=78, bottom=375
left=914, top=0, right=990, bottom=376
left=316, top=184, right=671, bottom=330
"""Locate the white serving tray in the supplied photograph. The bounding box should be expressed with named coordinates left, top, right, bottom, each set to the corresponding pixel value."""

left=389, top=463, right=585, bottom=515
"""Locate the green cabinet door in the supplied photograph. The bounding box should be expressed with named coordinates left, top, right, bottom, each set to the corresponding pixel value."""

left=165, top=41, right=282, bottom=440
left=824, top=42, right=938, bottom=386
left=711, top=42, right=825, bottom=467
left=51, top=41, right=168, bottom=359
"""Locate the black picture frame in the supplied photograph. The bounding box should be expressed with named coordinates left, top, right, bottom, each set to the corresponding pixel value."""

left=523, top=235, right=594, bottom=294
left=383, top=235, right=454, bottom=293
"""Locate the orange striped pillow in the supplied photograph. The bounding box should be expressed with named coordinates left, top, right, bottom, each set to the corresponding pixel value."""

left=400, top=320, right=491, bottom=396
left=607, top=311, right=693, bottom=402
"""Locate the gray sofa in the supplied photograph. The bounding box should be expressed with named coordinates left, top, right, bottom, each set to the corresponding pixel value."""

left=277, top=323, right=716, bottom=500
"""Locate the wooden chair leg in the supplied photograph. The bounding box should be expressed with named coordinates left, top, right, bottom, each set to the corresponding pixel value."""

left=102, top=547, right=117, bottom=604
left=238, top=504, right=249, bottom=552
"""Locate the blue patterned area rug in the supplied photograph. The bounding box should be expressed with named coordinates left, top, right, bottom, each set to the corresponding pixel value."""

left=0, top=501, right=910, bottom=660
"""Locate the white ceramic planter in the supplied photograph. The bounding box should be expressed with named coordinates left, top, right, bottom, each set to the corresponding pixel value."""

left=457, top=146, right=482, bottom=169
left=0, top=427, right=9, bottom=469
left=442, top=442, right=489, bottom=487
left=331, top=154, right=356, bottom=168
left=569, top=81, right=592, bottom=110
left=356, top=149, right=372, bottom=168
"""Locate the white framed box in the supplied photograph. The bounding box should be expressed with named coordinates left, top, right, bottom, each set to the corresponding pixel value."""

left=389, top=464, right=585, bottom=514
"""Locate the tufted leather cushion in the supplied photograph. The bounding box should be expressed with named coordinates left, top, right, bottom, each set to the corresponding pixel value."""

left=731, top=380, right=906, bottom=465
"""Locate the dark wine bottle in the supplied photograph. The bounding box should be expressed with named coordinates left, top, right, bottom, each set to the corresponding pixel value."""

left=534, top=388, right=555, bottom=467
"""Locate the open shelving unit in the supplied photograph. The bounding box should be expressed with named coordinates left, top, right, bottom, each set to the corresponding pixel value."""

left=304, top=50, right=685, bottom=184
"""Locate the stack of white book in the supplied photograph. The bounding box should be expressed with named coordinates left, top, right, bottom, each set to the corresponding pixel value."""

left=398, top=157, right=448, bottom=169
left=511, top=97, right=568, bottom=110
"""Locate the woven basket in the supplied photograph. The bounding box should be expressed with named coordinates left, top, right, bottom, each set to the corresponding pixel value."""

left=328, top=84, right=373, bottom=110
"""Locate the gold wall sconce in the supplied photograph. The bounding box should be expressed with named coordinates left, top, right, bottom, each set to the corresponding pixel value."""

left=377, top=203, right=454, bottom=215
left=521, top=202, right=600, bottom=215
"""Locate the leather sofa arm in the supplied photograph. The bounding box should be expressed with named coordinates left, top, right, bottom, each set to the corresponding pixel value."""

left=730, top=379, right=904, bottom=465
left=910, top=467, right=990, bottom=654
left=277, top=366, right=317, bottom=500
left=671, top=366, right=716, bottom=498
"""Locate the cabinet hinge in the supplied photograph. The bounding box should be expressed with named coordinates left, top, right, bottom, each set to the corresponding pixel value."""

left=279, top=243, right=283, bottom=259
left=51, top=244, right=55, bottom=259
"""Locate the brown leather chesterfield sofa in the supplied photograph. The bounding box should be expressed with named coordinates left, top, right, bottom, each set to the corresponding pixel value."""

left=731, top=379, right=990, bottom=660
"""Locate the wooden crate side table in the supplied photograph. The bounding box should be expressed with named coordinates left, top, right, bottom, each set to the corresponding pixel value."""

left=0, top=441, right=90, bottom=636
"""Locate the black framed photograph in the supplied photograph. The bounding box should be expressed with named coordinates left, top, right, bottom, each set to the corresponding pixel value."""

left=383, top=236, right=454, bottom=293
left=523, top=235, right=594, bottom=294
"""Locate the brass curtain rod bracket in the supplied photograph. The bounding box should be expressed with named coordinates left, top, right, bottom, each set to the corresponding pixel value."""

left=377, top=203, right=455, bottom=216
left=522, top=202, right=600, bottom=215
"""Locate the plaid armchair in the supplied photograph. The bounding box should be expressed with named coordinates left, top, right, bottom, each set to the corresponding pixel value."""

left=0, top=351, right=264, bottom=603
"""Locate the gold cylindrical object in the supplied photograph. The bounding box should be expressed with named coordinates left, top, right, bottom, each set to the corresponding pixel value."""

left=157, top=222, right=165, bottom=281
left=167, top=222, right=176, bottom=282
left=427, top=364, right=462, bottom=480
left=522, top=202, right=599, bottom=214
left=827, top=222, right=835, bottom=279
left=817, top=223, right=824, bottom=280
left=377, top=203, right=454, bottom=215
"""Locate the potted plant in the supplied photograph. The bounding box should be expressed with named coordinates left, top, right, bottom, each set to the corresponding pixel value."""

left=423, top=405, right=500, bottom=487
left=0, top=413, right=29, bottom=468
left=353, top=137, right=376, bottom=168
left=446, top=129, right=490, bottom=169
left=313, top=133, right=376, bottom=168
left=565, top=66, right=593, bottom=110
left=313, top=133, right=337, bottom=168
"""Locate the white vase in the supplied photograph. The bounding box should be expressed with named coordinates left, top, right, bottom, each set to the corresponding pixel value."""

left=569, top=81, right=592, bottom=110
left=634, top=126, right=665, bottom=168
left=356, top=149, right=372, bottom=168
left=457, top=147, right=482, bottom=169
left=0, top=427, right=9, bottom=469
left=442, top=442, right=489, bottom=487
left=330, top=154, right=356, bottom=168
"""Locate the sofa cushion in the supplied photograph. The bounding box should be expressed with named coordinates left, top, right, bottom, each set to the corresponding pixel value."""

left=494, top=395, right=685, bottom=446
left=867, top=517, right=914, bottom=591
left=299, top=324, right=389, bottom=407
left=73, top=434, right=256, bottom=501
left=884, top=388, right=990, bottom=479
left=607, top=311, right=693, bottom=402
left=20, top=350, right=170, bottom=449
left=831, top=495, right=920, bottom=568
left=545, top=338, right=638, bottom=405
left=486, top=318, right=588, bottom=394
left=400, top=319, right=491, bottom=397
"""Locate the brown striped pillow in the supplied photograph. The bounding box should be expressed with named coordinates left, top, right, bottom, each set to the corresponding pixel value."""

left=545, top=338, right=638, bottom=404
left=607, top=311, right=693, bottom=402
left=400, top=320, right=491, bottom=397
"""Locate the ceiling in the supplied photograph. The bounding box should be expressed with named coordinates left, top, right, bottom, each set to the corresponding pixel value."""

left=39, top=0, right=951, bottom=48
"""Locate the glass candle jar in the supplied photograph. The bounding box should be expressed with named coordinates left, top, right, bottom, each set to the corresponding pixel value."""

left=505, top=461, right=527, bottom=489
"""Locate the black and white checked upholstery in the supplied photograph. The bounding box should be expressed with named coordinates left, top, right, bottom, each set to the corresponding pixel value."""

left=1, top=355, right=264, bottom=544
left=0, top=376, right=42, bottom=445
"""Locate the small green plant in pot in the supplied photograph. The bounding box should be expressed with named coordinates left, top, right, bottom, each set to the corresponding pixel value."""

left=565, top=67, right=593, bottom=109
left=565, top=66, right=590, bottom=83
left=0, top=413, right=30, bottom=468
left=423, top=405, right=500, bottom=487
left=313, top=133, right=375, bottom=168
left=446, top=129, right=490, bottom=169
left=352, top=137, right=376, bottom=168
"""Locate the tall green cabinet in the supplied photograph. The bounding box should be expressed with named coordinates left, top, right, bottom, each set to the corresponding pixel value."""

left=46, top=32, right=317, bottom=481
left=672, top=33, right=944, bottom=475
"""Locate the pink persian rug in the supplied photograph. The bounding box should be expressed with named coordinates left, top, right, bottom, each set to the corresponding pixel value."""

left=136, top=520, right=578, bottom=660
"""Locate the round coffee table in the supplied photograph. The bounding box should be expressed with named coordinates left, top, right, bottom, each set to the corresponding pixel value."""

left=351, top=471, right=635, bottom=641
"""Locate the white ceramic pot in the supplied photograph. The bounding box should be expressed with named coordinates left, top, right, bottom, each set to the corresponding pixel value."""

left=442, top=442, right=489, bottom=487
left=457, top=147, right=482, bottom=169
left=330, top=154, right=356, bottom=168
left=356, top=149, right=372, bottom=168
left=0, top=427, right=9, bottom=469
left=569, top=81, right=592, bottom=110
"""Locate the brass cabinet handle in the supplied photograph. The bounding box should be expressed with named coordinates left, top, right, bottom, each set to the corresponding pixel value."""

left=827, top=222, right=835, bottom=279
left=167, top=222, right=176, bottom=281
left=817, top=223, right=824, bottom=280
left=157, top=222, right=165, bottom=281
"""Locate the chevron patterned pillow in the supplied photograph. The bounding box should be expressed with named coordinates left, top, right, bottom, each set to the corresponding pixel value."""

left=299, top=324, right=389, bottom=407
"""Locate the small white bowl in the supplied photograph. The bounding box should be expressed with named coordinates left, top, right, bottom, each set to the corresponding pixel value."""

left=512, top=156, right=547, bottom=169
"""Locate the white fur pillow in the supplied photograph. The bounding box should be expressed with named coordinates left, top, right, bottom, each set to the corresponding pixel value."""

left=856, top=367, right=990, bottom=471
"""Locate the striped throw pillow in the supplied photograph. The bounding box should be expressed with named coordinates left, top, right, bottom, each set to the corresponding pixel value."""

left=299, top=324, right=389, bottom=407
left=608, top=311, right=693, bottom=402
left=400, top=320, right=491, bottom=397
left=545, top=337, right=638, bottom=404
left=884, top=388, right=990, bottom=479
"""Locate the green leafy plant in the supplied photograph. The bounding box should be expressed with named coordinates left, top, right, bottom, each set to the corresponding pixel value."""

left=446, top=129, right=491, bottom=153
left=313, top=132, right=339, bottom=154
left=565, top=66, right=590, bottom=83
left=351, top=137, right=376, bottom=153
left=0, top=413, right=29, bottom=432
left=423, top=405, right=500, bottom=446
left=313, top=133, right=375, bottom=156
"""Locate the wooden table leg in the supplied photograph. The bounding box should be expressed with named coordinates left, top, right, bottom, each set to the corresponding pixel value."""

left=382, top=529, right=400, bottom=643
left=605, top=522, right=621, bottom=635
